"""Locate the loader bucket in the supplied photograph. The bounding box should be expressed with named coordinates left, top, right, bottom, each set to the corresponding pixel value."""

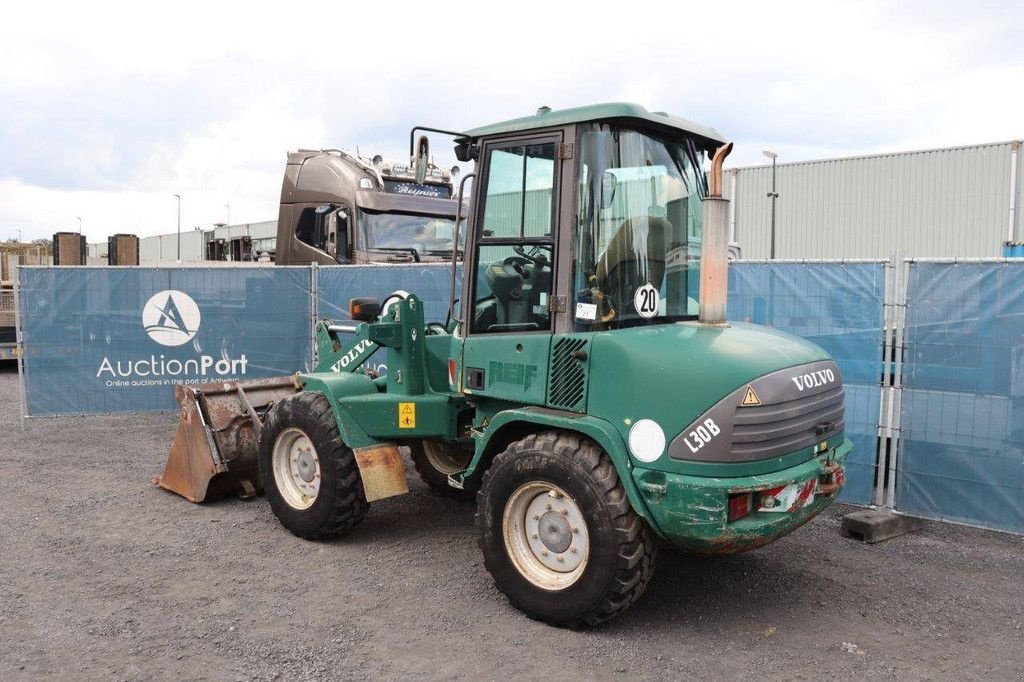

left=155, top=376, right=302, bottom=503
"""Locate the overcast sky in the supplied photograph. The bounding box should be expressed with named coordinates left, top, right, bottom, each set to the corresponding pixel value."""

left=1, top=0, right=1021, bottom=242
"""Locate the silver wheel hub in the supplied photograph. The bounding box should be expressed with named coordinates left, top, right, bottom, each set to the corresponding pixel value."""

left=272, top=428, right=321, bottom=510
left=502, top=482, right=589, bottom=590
left=296, top=451, right=317, bottom=482
left=536, top=511, right=573, bottom=554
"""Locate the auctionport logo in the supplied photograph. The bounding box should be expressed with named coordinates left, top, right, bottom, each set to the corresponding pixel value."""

left=96, top=288, right=248, bottom=386
left=142, top=290, right=200, bottom=347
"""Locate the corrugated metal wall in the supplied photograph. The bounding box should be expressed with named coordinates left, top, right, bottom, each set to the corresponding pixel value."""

left=728, top=141, right=1022, bottom=259
left=212, top=221, right=277, bottom=241
left=138, top=230, right=205, bottom=262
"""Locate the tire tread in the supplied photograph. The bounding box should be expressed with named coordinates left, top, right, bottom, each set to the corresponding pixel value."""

left=259, top=392, right=369, bottom=540
left=476, top=429, right=656, bottom=628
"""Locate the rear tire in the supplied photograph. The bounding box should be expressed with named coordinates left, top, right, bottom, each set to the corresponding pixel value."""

left=408, top=440, right=476, bottom=500
left=258, top=392, right=368, bottom=540
left=476, top=431, right=656, bottom=628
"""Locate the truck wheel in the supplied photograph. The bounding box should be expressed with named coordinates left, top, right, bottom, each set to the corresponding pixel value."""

left=258, top=392, right=368, bottom=540
left=408, top=440, right=477, bottom=500
left=476, top=431, right=656, bottom=628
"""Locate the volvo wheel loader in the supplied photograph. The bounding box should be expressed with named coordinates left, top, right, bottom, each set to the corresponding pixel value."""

left=156, top=103, right=849, bottom=627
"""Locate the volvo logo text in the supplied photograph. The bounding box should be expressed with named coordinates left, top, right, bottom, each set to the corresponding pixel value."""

left=791, top=368, right=836, bottom=392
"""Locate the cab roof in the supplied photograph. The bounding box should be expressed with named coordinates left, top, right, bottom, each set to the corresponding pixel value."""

left=460, top=102, right=728, bottom=147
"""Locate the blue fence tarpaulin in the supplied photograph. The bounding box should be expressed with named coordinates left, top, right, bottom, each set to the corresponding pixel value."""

left=728, top=262, right=887, bottom=504
left=897, top=262, right=1024, bottom=533
left=18, top=266, right=314, bottom=415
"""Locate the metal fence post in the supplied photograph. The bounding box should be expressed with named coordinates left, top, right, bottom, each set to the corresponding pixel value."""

left=872, top=258, right=897, bottom=506
left=14, top=265, right=29, bottom=431
left=886, top=259, right=911, bottom=509
left=310, top=261, right=319, bottom=371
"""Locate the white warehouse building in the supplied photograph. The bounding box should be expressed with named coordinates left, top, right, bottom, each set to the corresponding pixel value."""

left=725, top=139, right=1022, bottom=259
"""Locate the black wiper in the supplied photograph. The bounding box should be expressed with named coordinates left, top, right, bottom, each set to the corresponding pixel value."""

left=426, top=249, right=464, bottom=260
left=370, top=247, right=421, bottom=262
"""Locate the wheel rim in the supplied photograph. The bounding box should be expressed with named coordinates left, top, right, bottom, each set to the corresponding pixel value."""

left=272, top=427, right=321, bottom=510
left=423, top=441, right=472, bottom=475
left=502, top=481, right=590, bottom=591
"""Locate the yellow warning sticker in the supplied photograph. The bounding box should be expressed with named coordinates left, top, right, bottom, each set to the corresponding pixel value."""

left=741, top=386, right=761, bottom=406
left=398, top=402, right=416, bottom=429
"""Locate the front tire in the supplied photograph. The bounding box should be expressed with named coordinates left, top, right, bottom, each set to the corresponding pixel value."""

left=476, top=431, right=656, bottom=628
left=258, top=392, right=369, bottom=540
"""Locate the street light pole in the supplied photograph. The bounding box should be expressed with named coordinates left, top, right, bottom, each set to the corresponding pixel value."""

left=225, top=203, right=231, bottom=225
left=173, top=194, right=182, bottom=261
left=76, top=216, right=82, bottom=234
left=763, top=150, right=779, bottom=259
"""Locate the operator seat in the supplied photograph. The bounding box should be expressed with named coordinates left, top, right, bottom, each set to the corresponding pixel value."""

left=595, top=216, right=670, bottom=305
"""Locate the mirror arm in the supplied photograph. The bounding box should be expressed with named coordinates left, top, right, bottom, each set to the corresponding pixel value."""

left=446, top=172, right=476, bottom=330
left=409, top=126, right=468, bottom=157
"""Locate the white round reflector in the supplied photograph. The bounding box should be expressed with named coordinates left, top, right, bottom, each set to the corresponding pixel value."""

left=628, top=419, right=666, bottom=463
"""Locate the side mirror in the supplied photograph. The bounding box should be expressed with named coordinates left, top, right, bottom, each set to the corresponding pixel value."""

left=335, top=208, right=350, bottom=263
left=454, top=141, right=477, bottom=162
left=601, top=171, right=617, bottom=209
left=414, top=135, right=430, bottom=184
left=348, top=297, right=381, bottom=322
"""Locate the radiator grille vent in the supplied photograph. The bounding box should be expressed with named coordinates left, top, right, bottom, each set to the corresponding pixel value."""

left=732, top=385, right=845, bottom=460
left=548, top=337, right=588, bottom=411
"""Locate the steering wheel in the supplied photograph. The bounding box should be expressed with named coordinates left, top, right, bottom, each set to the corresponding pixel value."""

left=512, top=244, right=549, bottom=265
left=502, top=255, right=531, bottom=276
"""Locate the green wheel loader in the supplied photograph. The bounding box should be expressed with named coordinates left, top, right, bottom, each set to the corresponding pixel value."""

left=156, top=103, right=849, bottom=627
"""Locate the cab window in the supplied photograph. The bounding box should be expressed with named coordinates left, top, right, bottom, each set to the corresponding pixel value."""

left=471, top=141, right=557, bottom=334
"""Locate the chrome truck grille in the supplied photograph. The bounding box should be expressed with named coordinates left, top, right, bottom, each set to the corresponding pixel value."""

left=668, top=360, right=845, bottom=464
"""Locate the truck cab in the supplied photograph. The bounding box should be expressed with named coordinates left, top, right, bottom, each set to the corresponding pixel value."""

left=276, top=149, right=464, bottom=265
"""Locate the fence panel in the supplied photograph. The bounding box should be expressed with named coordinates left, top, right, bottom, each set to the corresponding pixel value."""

left=18, top=266, right=313, bottom=415
left=896, top=261, right=1024, bottom=533
left=728, top=261, right=888, bottom=504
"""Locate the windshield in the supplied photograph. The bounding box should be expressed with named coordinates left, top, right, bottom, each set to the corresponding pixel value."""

left=357, top=210, right=461, bottom=259
left=574, top=124, right=709, bottom=330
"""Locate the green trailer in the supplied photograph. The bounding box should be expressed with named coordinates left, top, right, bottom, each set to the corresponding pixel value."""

left=158, top=103, right=849, bottom=627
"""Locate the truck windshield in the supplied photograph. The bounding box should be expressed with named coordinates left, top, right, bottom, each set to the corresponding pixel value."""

left=574, top=123, right=709, bottom=330
left=357, top=210, right=461, bottom=258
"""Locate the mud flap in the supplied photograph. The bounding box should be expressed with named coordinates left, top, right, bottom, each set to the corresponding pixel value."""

left=353, top=443, right=409, bottom=502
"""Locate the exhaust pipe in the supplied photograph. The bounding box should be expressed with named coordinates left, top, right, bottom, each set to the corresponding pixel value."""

left=699, top=142, right=733, bottom=324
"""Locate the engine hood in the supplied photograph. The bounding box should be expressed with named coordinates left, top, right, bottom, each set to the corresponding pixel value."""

left=586, top=322, right=839, bottom=465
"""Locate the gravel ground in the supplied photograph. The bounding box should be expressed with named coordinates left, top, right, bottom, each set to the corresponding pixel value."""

left=1, top=362, right=1023, bottom=680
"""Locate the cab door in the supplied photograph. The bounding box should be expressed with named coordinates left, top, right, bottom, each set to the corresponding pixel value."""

left=460, top=133, right=563, bottom=405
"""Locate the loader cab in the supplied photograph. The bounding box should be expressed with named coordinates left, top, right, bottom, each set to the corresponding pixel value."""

left=450, top=103, right=728, bottom=407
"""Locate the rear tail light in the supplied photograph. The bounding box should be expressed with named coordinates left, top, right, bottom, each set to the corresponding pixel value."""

left=727, top=492, right=753, bottom=522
